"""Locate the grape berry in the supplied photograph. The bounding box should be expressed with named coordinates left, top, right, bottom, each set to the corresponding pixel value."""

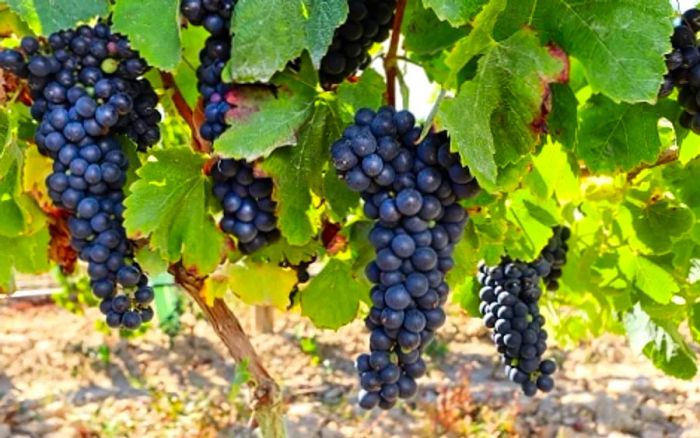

left=332, top=106, right=480, bottom=409
left=539, top=226, right=570, bottom=291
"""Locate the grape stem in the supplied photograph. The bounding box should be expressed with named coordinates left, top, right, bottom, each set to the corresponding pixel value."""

left=159, top=71, right=210, bottom=154
left=384, top=0, right=408, bottom=107
left=169, top=262, right=286, bottom=438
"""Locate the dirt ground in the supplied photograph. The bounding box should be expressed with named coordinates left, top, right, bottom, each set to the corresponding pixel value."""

left=0, top=293, right=699, bottom=438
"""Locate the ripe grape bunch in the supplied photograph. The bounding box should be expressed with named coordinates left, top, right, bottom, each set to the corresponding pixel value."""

left=320, top=0, right=397, bottom=86
left=180, top=0, right=280, bottom=253
left=0, top=23, right=161, bottom=329
left=477, top=258, right=557, bottom=396
left=660, top=8, right=700, bottom=131
left=539, top=226, right=570, bottom=291
left=332, top=107, right=480, bottom=409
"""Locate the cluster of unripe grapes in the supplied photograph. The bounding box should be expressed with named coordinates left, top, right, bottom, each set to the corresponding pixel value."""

left=320, top=0, right=397, bottom=86
left=660, top=8, right=700, bottom=132
left=180, top=0, right=280, bottom=253
left=0, top=23, right=160, bottom=329
left=332, top=106, right=480, bottom=409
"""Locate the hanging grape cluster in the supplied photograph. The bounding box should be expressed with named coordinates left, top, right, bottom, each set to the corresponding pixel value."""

left=477, top=256, right=557, bottom=396
left=0, top=23, right=160, bottom=329
left=320, top=0, right=397, bottom=86
left=539, top=226, right=570, bottom=291
left=660, top=8, right=700, bottom=131
left=331, top=106, right=480, bottom=409
left=180, top=0, right=280, bottom=253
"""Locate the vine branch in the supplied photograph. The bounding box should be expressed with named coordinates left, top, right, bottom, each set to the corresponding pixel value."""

left=159, top=71, right=210, bottom=153
left=626, top=147, right=679, bottom=181
left=168, top=263, right=285, bottom=437
left=384, top=0, right=408, bottom=107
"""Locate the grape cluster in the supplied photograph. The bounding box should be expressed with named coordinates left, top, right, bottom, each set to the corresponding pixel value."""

left=660, top=8, right=700, bottom=132
left=180, top=0, right=236, bottom=140
left=320, top=0, right=397, bottom=86
left=331, top=107, right=480, bottom=409
left=477, top=259, right=557, bottom=396
left=539, top=226, right=570, bottom=291
left=211, top=159, right=280, bottom=253
left=0, top=23, right=160, bottom=329
left=180, top=0, right=280, bottom=253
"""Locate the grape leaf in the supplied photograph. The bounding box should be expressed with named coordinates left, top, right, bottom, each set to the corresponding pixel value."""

left=439, top=28, right=564, bottom=187
left=548, top=83, right=578, bottom=151
left=207, top=261, right=297, bottom=310
left=617, top=248, right=679, bottom=304
left=3, top=0, right=108, bottom=35
left=112, top=0, right=181, bottom=71
left=123, top=148, right=225, bottom=276
left=227, top=0, right=348, bottom=83
left=323, top=167, right=359, bottom=220
left=504, top=189, right=560, bottom=260
left=422, top=0, right=486, bottom=27
left=263, top=102, right=336, bottom=245
left=0, top=226, right=50, bottom=293
left=335, top=69, right=385, bottom=124
left=452, top=276, right=481, bottom=317
left=679, top=133, right=700, bottom=166
left=403, top=1, right=469, bottom=55
left=577, top=96, right=675, bottom=174
left=527, top=141, right=579, bottom=202
left=494, top=0, right=673, bottom=103
left=624, top=304, right=697, bottom=379
left=691, top=302, right=700, bottom=344
left=300, top=258, right=366, bottom=329
left=215, top=75, right=317, bottom=161
left=618, top=200, right=694, bottom=255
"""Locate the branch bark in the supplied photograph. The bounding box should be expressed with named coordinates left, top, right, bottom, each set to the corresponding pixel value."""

left=169, top=263, right=285, bottom=438
left=384, top=0, right=408, bottom=108
left=626, top=147, right=679, bottom=181
left=159, top=71, right=210, bottom=153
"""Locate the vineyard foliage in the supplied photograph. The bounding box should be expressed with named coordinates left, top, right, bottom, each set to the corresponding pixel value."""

left=0, top=0, right=699, bottom=380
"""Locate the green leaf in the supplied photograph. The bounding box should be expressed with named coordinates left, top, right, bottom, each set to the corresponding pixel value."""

left=679, top=133, right=700, bottom=166
left=452, top=276, right=481, bottom=316
left=617, top=248, right=679, bottom=304
left=227, top=0, right=348, bottom=82
left=618, top=200, right=694, bottom=255
left=335, top=69, right=385, bottom=124
left=527, top=141, right=579, bottom=202
left=3, top=0, right=108, bottom=35
left=548, top=83, right=578, bottom=151
left=439, top=29, right=564, bottom=186
left=422, top=0, right=486, bottom=27
left=504, top=189, right=560, bottom=260
left=215, top=77, right=317, bottom=160
left=323, top=167, right=360, bottom=220
left=624, top=304, right=697, bottom=379
left=251, top=237, right=322, bottom=265
left=0, top=226, right=50, bottom=293
left=301, top=258, right=366, bottom=329
left=211, top=261, right=297, bottom=310
left=403, top=1, right=469, bottom=55
left=577, top=95, right=673, bottom=173
left=263, top=102, right=335, bottom=245
left=690, top=302, right=700, bottom=344
left=112, top=0, right=181, bottom=71
left=124, top=148, right=225, bottom=276
left=495, top=0, right=673, bottom=103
